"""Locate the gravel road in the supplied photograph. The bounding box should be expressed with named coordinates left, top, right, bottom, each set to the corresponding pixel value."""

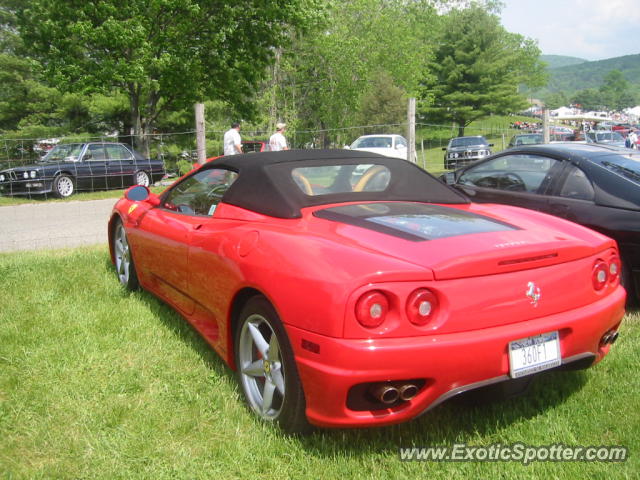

left=0, top=198, right=116, bottom=252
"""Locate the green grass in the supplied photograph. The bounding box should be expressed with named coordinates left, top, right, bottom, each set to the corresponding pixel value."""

left=0, top=185, right=169, bottom=207
left=416, top=115, right=530, bottom=175
left=1, top=248, right=638, bottom=478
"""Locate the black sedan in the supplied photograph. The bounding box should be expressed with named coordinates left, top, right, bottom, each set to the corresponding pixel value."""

left=442, top=143, right=640, bottom=304
left=0, top=142, right=165, bottom=198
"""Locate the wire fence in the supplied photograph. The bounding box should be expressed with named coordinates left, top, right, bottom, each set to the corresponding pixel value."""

left=0, top=120, right=535, bottom=168
left=0, top=120, right=545, bottom=251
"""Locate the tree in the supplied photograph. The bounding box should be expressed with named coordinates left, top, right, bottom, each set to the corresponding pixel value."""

left=543, top=91, right=569, bottom=110
left=419, top=4, right=546, bottom=136
left=16, top=0, right=322, bottom=152
left=571, top=88, right=605, bottom=111
left=357, top=71, right=407, bottom=133
left=599, top=70, right=637, bottom=111
left=261, top=0, right=438, bottom=146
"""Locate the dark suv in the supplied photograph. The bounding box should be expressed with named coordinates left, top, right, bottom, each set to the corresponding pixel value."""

left=443, top=136, right=493, bottom=169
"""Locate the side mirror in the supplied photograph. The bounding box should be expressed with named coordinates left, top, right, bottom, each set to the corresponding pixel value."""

left=488, top=143, right=494, bottom=147
left=441, top=147, right=447, bottom=151
left=125, top=185, right=160, bottom=206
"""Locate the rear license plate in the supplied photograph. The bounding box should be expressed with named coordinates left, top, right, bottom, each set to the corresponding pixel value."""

left=509, top=331, right=561, bottom=378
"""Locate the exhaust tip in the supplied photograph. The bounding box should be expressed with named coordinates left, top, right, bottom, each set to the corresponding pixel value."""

left=369, top=383, right=400, bottom=404
left=398, top=383, right=419, bottom=401
left=600, top=330, right=620, bottom=346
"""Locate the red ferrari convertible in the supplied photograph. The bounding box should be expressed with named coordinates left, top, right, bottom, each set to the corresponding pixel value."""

left=108, top=150, right=625, bottom=433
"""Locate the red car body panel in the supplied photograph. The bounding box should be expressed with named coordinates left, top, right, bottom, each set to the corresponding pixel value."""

left=109, top=150, right=625, bottom=428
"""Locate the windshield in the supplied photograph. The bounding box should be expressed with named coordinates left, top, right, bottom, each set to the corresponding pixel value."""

left=587, top=131, right=624, bottom=143
left=512, top=135, right=542, bottom=145
left=351, top=137, right=393, bottom=149
left=450, top=137, right=488, bottom=148
left=41, top=144, right=84, bottom=162
left=598, top=154, right=640, bottom=185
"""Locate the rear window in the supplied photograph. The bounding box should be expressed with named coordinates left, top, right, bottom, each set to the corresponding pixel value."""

left=314, top=202, right=516, bottom=241
left=451, top=137, right=488, bottom=147
left=292, top=164, right=391, bottom=195
left=598, top=155, right=640, bottom=185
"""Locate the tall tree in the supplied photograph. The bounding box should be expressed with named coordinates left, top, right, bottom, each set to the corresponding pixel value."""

left=420, top=4, right=546, bottom=136
left=571, top=88, right=605, bottom=111
left=263, top=0, right=438, bottom=146
left=599, top=70, right=637, bottom=111
left=16, top=0, right=322, bottom=152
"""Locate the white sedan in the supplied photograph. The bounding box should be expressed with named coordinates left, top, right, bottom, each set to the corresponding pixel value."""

left=348, top=134, right=412, bottom=161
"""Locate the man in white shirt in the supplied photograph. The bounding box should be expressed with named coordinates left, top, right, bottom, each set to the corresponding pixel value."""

left=269, top=123, right=289, bottom=152
left=628, top=129, right=638, bottom=149
left=223, top=122, right=242, bottom=155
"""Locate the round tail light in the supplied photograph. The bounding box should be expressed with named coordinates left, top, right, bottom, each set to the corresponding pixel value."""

left=406, top=288, right=438, bottom=326
left=592, top=261, right=608, bottom=291
left=355, top=291, right=389, bottom=328
left=608, top=256, right=621, bottom=284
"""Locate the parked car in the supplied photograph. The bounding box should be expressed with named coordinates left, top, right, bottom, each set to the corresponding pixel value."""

left=109, top=149, right=624, bottom=433
left=0, top=142, right=165, bottom=198
left=612, top=123, right=633, bottom=136
left=242, top=140, right=268, bottom=153
left=442, top=136, right=493, bottom=169
left=442, top=142, right=640, bottom=304
left=508, top=133, right=543, bottom=148
left=549, top=126, right=573, bottom=135
left=349, top=134, right=410, bottom=160
left=585, top=130, right=627, bottom=148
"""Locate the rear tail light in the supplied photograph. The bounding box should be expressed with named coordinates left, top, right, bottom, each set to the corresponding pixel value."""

left=355, top=291, right=389, bottom=328
left=608, top=256, right=621, bottom=284
left=592, top=260, right=608, bottom=291
left=406, top=288, right=438, bottom=326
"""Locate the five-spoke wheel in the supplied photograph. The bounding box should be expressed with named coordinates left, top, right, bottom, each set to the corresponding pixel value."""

left=235, top=296, right=309, bottom=433
left=112, top=219, right=139, bottom=290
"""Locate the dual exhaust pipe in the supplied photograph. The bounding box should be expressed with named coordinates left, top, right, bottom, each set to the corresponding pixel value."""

left=369, top=382, right=420, bottom=405
left=601, top=330, right=619, bottom=346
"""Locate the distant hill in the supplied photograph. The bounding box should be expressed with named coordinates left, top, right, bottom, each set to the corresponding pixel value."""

left=546, top=54, right=640, bottom=92
left=528, top=54, right=640, bottom=97
left=540, top=55, right=587, bottom=69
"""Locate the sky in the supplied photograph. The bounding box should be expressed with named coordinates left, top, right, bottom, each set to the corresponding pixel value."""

left=500, top=0, right=640, bottom=61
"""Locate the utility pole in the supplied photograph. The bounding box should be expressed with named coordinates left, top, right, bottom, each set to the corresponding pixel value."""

left=407, top=97, right=416, bottom=163
left=543, top=108, right=550, bottom=144
left=195, top=103, right=206, bottom=164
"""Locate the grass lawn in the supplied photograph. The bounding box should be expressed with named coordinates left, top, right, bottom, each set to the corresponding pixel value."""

left=0, top=185, right=170, bottom=207
left=1, top=248, right=638, bottom=479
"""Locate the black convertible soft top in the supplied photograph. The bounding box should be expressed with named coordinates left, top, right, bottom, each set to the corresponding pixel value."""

left=208, top=149, right=468, bottom=218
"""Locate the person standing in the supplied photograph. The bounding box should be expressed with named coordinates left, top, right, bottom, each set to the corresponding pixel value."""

left=269, top=123, right=289, bottom=152
left=628, top=129, right=638, bottom=149
left=223, top=122, right=242, bottom=155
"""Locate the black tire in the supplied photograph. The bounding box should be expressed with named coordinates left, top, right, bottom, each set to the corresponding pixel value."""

left=234, top=296, right=311, bottom=434
left=134, top=170, right=151, bottom=187
left=52, top=174, right=75, bottom=198
left=112, top=218, right=139, bottom=290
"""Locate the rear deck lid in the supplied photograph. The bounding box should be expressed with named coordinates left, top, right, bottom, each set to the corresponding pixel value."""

left=313, top=202, right=602, bottom=279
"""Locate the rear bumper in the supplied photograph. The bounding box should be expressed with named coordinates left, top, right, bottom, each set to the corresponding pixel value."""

left=286, top=286, right=625, bottom=428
